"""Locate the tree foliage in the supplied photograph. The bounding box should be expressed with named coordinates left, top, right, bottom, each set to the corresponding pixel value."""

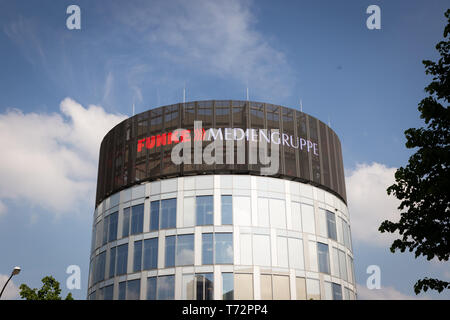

left=19, top=276, right=74, bottom=300
left=379, top=9, right=450, bottom=294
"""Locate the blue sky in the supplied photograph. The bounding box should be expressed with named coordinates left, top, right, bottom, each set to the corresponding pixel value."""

left=0, top=0, right=449, bottom=300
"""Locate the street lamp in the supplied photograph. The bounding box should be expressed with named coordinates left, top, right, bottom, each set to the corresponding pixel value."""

left=0, top=266, right=21, bottom=299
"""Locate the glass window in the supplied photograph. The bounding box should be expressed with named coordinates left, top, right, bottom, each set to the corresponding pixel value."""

left=273, top=275, right=290, bottom=300
left=291, top=202, right=302, bottom=231
left=122, top=207, right=130, bottom=238
left=317, top=209, right=327, bottom=238
left=336, top=216, right=344, bottom=244
left=133, top=240, right=142, bottom=272
left=288, top=238, right=304, bottom=270
left=161, top=198, right=177, bottom=229
left=196, top=273, right=214, bottom=300
left=253, top=234, right=271, bottom=266
left=326, top=211, right=337, bottom=240
left=344, top=287, right=350, bottom=300
left=118, top=281, right=126, bottom=300
left=348, top=256, right=355, bottom=284
left=317, top=242, right=330, bottom=274
left=176, top=234, right=194, bottom=266
left=234, top=274, right=253, bottom=300
left=331, top=247, right=340, bottom=277
left=131, top=204, right=144, bottom=235
left=109, top=211, right=118, bottom=242
left=306, top=278, right=320, bottom=300
left=270, top=199, right=286, bottom=229
left=222, top=273, right=234, bottom=300
left=91, top=224, right=97, bottom=253
left=98, top=287, right=104, bottom=300
left=182, top=274, right=195, bottom=300
left=96, top=221, right=102, bottom=248
left=202, top=233, right=213, bottom=265
left=324, top=281, right=333, bottom=300
left=346, top=223, right=352, bottom=251
left=157, top=275, right=175, bottom=300
left=127, top=279, right=141, bottom=300
left=146, top=277, right=157, bottom=300
left=308, top=241, right=318, bottom=272
left=240, top=234, right=253, bottom=265
left=338, top=250, right=348, bottom=281
left=104, top=284, right=114, bottom=300
left=301, top=204, right=315, bottom=234
left=332, top=283, right=342, bottom=300
left=143, top=238, right=158, bottom=270
left=102, top=216, right=109, bottom=246
left=260, top=274, right=273, bottom=300
left=277, top=237, right=289, bottom=268
left=342, top=219, right=350, bottom=249
left=215, top=233, right=233, bottom=264
left=234, top=196, right=251, bottom=226
left=116, top=244, right=128, bottom=275
left=165, top=236, right=176, bottom=267
left=98, top=251, right=106, bottom=282
left=183, top=197, right=195, bottom=227
left=257, top=198, right=270, bottom=227
left=196, top=196, right=214, bottom=226
left=109, top=246, right=116, bottom=278
left=150, top=201, right=160, bottom=231
left=221, top=195, right=233, bottom=225
left=296, top=277, right=306, bottom=300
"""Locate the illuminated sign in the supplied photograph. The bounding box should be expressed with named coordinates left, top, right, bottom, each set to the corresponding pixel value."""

left=138, top=127, right=319, bottom=155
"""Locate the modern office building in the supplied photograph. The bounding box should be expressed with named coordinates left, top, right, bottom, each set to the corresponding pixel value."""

left=87, top=100, right=356, bottom=300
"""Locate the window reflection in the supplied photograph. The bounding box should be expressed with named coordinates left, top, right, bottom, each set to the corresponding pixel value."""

left=326, top=210, right=337, bottom=240
left=133, top=240, right=142, bottom=272
left=118, top=281, right=126, bottom=300
left=143, top=238, right=158, bottom=270
left=122, top=207, right=130, bottom=238
left=215, top=233, right=233, bottom=264
left=147, top=277, right=157, bottom=300
left=127, top=279, right=141, bottom=300
left=150, top=201, right=159, bottom=231
left=116, top=244, right=128, bottom=275
left=222, top=273, right=234, bottom=300
left=165, top=236, right=176, bottom=267
left=202, top=233, right=213, bottom=265
left=332, top=283, right=342, bottom=300
left=157, top=275, right=175, bottom=300
left=161, top=198, right=177, bottom=229
left=176, top=234, right=194, bottom=266
left=221, top=195, right=233, bottom=225
left=317, top=242, right=330, bottom=274
left=196, top=273, right=214, bottom=300
left=104, top=284, right=114, bottom=300
left=196, top=196, right=213, bottom=225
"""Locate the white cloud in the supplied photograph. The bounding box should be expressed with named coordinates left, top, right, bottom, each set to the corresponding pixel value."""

left=0, top=274, right=20, bottom=300
left=0, top=200, right=6, bottom=218
left=0, top=98, right=126, bottom=217
left=112, top=0, right=294, bottom=100
left=346, top=162, right=402, bottom=247
left=356, top=284, right=430, bottom=300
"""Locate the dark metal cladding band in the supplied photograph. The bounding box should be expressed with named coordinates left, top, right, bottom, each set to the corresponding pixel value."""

left=95, top=100, right=347, bottom=207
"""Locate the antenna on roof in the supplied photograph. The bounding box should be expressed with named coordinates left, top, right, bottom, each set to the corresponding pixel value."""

left=300, top=99, right=303, bottom=112
left=183, top=82, right=186, bottom=104
left=132, top=103, right=135, bottom=116
left=328, top=115, right=331, bottom=127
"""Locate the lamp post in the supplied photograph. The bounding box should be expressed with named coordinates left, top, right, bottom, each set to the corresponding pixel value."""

left=0, top=267, right=21, bottom=299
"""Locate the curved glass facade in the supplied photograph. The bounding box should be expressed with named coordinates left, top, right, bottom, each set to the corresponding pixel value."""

left=88, top=175, right=356, bottom=300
